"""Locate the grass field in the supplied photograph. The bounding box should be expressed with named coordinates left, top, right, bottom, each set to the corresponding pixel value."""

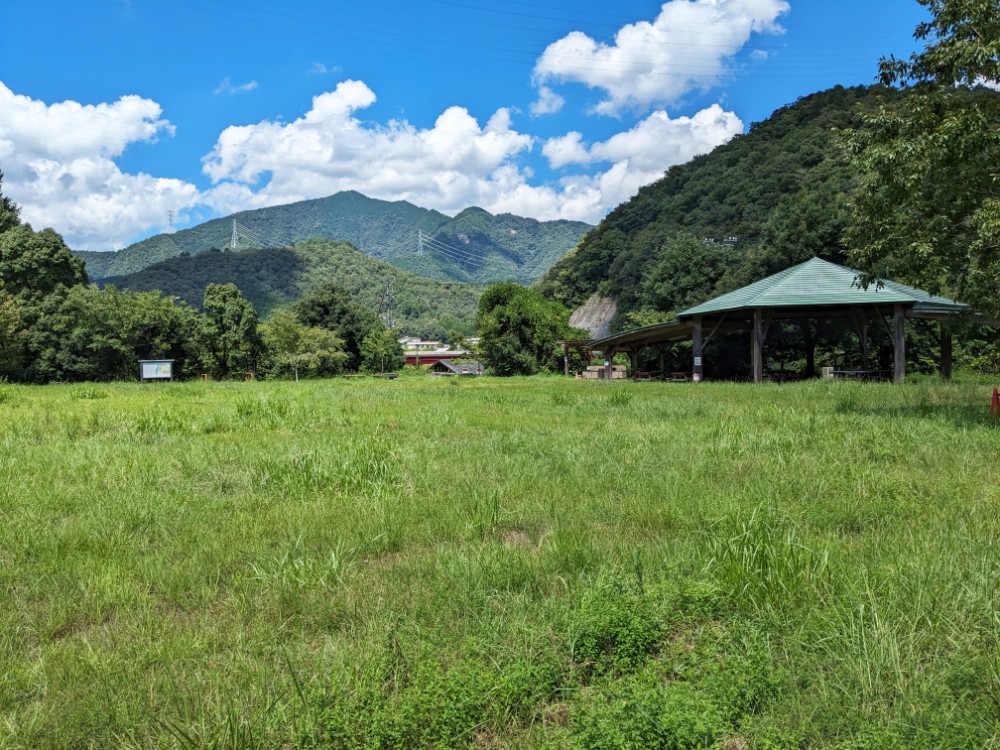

left=1, top=376, right=999, bottom=749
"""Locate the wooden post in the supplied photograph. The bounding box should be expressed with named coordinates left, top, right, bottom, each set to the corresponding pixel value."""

left=800, top=321, right=816, bottom=378
left=940, top=327, right=953, bottom=380
left=860, top=319, right=870, bottom=370
left=604, top=348, right=615, bottom=380
left=893, top=304, right=906, bottom=384
left=562, top=342, right=570, bottom=377
left=658, top=345, right=665, bottom=375
left=629, top=349, right=639, bottom=379
left=692, top=317, right=704, bottom=381
left=752, top=309, right=764, bottom=383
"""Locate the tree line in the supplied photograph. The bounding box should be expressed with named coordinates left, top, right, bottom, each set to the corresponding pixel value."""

left=0, top=176, right=409, bottom=382
left=1, top=172, right=585, bottom=382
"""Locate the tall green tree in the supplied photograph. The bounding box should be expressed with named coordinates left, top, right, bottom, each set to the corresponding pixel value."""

left=294, top=282, right=381, bottom=371
left=259, top=308, right=347, bottom=379
left=476, top=282, right=578, bottom=376
left=360, top=324, right=404, bottom=374
left=848, top=0, right=1000, bottom=312
left=0, top=224, right=87, bottom=298
left=200, top=283, right=261, bottom=378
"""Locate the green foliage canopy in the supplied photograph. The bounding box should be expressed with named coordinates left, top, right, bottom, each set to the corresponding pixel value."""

left=260, top=308, right=347, bottom=379
left=294, top=281, right=383, bottom=371
left=476, top=282, right=578, bottom=376
left=360, top=324, right=405, bottom=374
left=848, top=0, right=1000, bottom=313
left=105, top=239, right=481, bottom=340
left=19, top=285, right=200, bottom=382
left=200, top=283, right=262, bottom=378
left=0, top=224, right=87, bottom=299
left=0, top=170, right=20, bottom=234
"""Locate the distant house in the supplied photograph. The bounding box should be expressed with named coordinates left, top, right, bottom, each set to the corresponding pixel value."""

left=429, top=360, right=484, bottom=376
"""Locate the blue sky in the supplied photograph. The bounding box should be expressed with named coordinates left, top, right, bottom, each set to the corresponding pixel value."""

left=0, top=0, right=928, bottom=250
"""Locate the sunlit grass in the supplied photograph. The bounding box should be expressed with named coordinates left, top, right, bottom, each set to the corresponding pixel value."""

left=1, top=376, right=998, bottom=748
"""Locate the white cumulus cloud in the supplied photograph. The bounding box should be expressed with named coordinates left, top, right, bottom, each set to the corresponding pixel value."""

left=0, top=81, right=200, bottom=249
left=534, top=0, right=789, bottom=115
left=531, top=85, right=566, bottom=116
left=0, top=77, right=749, bottom=248
left=534, top=105, right=743, bottom=219
left=201, top=79, right=538, bottom=216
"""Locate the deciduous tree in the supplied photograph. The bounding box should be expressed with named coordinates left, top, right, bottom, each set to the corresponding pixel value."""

left=294, top=282, right=381, bottom=371
left=200, top=283, right=261, bottom=378
left=260, top=308, right=347, bottom=379
left=360, top=324, right=404, bottom=374
left=476, top=282, right=578, bottom=376
left=849, top=0, right=1000, bottom=312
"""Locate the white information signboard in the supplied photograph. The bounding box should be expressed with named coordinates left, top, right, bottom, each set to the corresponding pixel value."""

left=139, top=360, right=174, bottom=381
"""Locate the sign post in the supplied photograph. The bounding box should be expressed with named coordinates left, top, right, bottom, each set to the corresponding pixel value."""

left=139, top=360, right=174, bottom=382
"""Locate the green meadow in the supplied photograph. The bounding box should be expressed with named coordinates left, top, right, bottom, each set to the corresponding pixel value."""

left=1, top=376, right=999, bottom=749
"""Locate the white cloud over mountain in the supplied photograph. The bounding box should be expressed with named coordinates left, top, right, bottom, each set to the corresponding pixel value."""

left=0, top=71, right=744, bottom=247
left=0, top=81, right=199, bottom=249
left=534, top=0, right=789, bottom=115
left=201, top=80, right=741, bottom=226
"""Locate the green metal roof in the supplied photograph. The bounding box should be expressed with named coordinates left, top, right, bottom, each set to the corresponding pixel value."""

left=675, top=257, right=967, bottom=318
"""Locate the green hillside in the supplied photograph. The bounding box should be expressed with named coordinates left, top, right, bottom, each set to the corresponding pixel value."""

left=78, top=191, right=590, bottom=285
left=104, top=238, right=481, bottom=339
left=537, top=85, right=910, bottom=323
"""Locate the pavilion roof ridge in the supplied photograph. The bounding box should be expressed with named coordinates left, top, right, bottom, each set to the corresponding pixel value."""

left=675, top=257, right=966, bottom=318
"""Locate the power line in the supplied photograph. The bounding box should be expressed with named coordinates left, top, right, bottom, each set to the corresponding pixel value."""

left=420, top=235, right=494, bottom=268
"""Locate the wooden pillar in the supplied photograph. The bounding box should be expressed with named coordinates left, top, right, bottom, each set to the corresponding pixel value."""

left=629, top=348, right=640, bottom=378
left=893, top=304, right=906, bottom=384
left=800, top=320, right=816, bottom=378
left=860, top=320, right=870, bottom=370
left=940, top=327, right=953, bottom=380
left=692, top=316, right=704, bottom=381
left=604, top=348, right=615, bottom=380
left=562, top=342, right=570, bottom=377
left=658, top=346, right=665, bottom=375
left=752, top=309, right=764, bottom=383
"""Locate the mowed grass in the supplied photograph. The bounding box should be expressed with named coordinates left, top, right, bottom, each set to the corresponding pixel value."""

left=1, top=376, right=999, bottom=749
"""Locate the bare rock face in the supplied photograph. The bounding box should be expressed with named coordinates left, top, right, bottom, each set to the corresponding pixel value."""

left=569, top=293, right=617, bottom=339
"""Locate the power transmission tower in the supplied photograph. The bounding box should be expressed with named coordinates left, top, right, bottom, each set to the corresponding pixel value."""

left=377, top=278, right=396, bottom=329
left=231, top=219, right=239, bottom=249
left=167, top=210, right=174, bottom=231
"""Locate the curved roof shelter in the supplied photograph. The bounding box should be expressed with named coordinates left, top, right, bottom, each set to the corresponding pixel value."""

left=585, top=257, right=983, bottom=384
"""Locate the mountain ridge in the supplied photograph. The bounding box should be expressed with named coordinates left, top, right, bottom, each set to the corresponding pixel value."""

left=76, top=191, right=591, bottom=286
left=102, top=238, right=482, bottom=339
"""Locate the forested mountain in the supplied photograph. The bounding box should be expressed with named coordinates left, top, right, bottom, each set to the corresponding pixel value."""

left=103, top=238, right=480, bottom=339
left=77, top=191, right=590, bottom=285
left=537, top=85, right=910, bottom=326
